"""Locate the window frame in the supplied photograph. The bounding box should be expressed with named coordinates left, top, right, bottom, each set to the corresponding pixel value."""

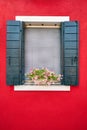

left=14, top=16, right=70, bottom=91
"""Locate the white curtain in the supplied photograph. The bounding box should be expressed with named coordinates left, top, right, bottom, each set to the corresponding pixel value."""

left=25, top=28, right=61, bottom=74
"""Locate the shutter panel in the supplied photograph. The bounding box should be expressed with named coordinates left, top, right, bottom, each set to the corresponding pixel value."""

left=61, top=21, right=79, bottom=85
left=6, top=20, right=24, bottom=85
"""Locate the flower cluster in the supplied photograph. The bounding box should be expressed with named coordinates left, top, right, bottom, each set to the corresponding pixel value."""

left=25, top=68, right=62, bottom=85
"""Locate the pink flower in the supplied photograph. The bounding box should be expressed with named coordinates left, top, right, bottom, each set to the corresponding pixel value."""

left=34, top=76, right=38, bottom=80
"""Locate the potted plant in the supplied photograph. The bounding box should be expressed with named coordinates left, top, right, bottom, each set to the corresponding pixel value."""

left=25, top=68, right=62, bottom=85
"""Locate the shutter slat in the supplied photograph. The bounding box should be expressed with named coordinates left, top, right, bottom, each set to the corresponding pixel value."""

left=7, top=21, right=20, bottom=25
left=7, top=58, right=20, bottom=66
left=7, top=49, right=19, bottom=57
left=64, top=76, right=77, bottom=85
left=64, top=57, right=77, bottom=66
left=64, top=27, right=77, bottom=33
left=64, top=50, right=77, bottom=57
left=6, top=20, right=24, bottom=85
left=7, top=75, right=20, bottom=85
left=7, top=33, right=20, bottom=40
left=64, top=67, right=76, bottom=76
left=61, top=21, right=79, bottom=85
left=64, top=34, right=77, bottom=41
left=7, top=41, right=20, bottom=48
left=63, top=21, right=77, bottom=26
left=7, top=26, right=20, bottom=33
left=7, top=66, right=20, bottom=75
left=64, top=42, right=77, bottom=49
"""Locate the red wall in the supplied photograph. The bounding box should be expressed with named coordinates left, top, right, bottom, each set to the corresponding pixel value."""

left=0, top=0, right=87, bottom=130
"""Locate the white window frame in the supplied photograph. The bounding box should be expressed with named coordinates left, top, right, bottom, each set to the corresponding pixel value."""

left=14, top=16, right=70, bottom=91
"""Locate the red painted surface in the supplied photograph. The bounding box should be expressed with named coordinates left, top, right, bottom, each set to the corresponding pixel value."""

left=0, top=0, right=87, bottom=130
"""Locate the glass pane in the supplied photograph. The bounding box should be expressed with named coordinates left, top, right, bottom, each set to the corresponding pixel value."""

left=24, top=28, right=61, bottom=75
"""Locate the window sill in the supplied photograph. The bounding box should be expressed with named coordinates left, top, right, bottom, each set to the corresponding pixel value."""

left=14, top=85, right=70, bottom=91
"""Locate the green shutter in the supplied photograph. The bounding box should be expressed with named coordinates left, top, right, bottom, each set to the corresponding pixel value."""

left=61, top=21, right=79, bottom=85
left=6, top=20, right=24, bottom=85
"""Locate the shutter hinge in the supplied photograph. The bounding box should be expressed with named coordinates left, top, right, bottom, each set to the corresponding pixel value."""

left=20, top=29, right=22, bottom=32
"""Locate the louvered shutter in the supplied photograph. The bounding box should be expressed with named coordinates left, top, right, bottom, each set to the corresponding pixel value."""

left=61, top=21, right=79, bottom=85
left=6, top=21, right=24, bottom=85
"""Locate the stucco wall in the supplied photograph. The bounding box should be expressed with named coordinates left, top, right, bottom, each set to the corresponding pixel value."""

left=0, top=0, right=87, bottom=130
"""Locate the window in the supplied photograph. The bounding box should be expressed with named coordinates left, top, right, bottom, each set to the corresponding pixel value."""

left=25, top=27, right=61, bottom=76
left=6, top=16, right=79, bottom=90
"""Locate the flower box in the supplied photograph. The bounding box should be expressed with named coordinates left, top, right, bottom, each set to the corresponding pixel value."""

left=25, top=68, right=62, bottom=86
